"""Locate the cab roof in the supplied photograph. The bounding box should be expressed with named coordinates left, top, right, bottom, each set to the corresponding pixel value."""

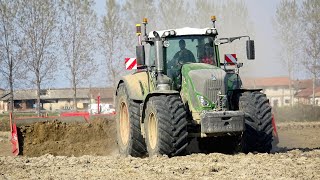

left=148, top=27, right=216, bottom=38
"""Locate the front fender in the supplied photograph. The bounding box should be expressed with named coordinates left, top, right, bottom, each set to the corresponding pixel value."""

left=141, top=90, right=180, bottom=124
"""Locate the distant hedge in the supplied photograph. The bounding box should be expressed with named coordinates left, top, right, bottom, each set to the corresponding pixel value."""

left=273, top=105, right=320, bottom=122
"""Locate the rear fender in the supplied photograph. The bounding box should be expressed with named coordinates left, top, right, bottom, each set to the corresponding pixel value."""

left=116, top=72, right=152, bottom=101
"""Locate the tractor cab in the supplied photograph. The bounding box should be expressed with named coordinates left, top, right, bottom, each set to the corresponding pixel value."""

left=147, top=28, right=219, bottom=71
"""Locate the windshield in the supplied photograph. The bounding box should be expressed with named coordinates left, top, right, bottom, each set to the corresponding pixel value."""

left=165, top=35, right=217, bottom=68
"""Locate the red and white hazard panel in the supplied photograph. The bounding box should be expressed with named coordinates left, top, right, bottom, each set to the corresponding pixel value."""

left=224, top=54, right=237, bottom=65
left=125, top=58, right=137, bottom=70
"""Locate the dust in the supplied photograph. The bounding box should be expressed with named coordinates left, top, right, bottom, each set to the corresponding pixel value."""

left=18, top=117, right=117, bottom=157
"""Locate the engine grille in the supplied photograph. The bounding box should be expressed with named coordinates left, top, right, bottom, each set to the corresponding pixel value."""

left=205, top=79, right=224, bottom=103
left=188, top=69, right=226, bottom=104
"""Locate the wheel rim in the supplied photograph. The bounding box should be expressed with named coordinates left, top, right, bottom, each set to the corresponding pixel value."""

left=148, top=112, right=158, bottom=149
left=120, top=102, right=129, bottom=145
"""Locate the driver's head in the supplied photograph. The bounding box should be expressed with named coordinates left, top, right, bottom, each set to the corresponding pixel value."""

left=179, top=39, right=186, bottom=50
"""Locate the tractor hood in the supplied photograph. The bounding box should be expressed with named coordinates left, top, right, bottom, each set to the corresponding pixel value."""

left=181, top=63, right=242, bottom=111
left=183, top=64, right=226, bottom=103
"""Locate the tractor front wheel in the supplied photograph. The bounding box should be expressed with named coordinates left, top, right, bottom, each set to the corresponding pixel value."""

left=239, top=91, right=273, bottom=153
left=144, top=95, right=188, bottom=157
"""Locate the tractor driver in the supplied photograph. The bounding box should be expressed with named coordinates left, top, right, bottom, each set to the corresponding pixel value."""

left=200, top=43, right=215, bottom=66
left=172, top=39, right=196, bottom=65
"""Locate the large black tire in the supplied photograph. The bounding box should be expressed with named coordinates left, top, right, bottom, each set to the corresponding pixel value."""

left=239, top=91, right=273, bottom=153
left=144, top=95, right=188, bottom=157
left=116, top=84, right=146, bottom=157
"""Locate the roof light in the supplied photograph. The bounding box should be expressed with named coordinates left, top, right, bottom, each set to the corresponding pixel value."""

left=211, top=16, right=216, bottom=22
left=136, top=24, right=141, bottom=36
left=212, top=29, right=218, bottom=35
left=143, top=18, right=148, bottom=24
left=169, top=30, right=176, bottom=36
left=162, top=30, right=176, bottom=37
left=206, top=28, right=218, bottom=35
left=163, top=31, right=170, bottom=37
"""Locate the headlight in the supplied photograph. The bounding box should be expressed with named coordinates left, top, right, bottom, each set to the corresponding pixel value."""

left=206, top=28, right=218, bottom=35
left=163, top=31, right=170, bottom=37
left=212, top=29, right=218, bottom=35
left=197, top=95, right=210, bottom=107
left=169, top=30, right=176, bottom=36
left=163, top=30, right=176, bottom=37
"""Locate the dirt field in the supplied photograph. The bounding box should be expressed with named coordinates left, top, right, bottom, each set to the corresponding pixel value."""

left=17, top=118, right=117, bottom=157
left=0, top=121, right=320, bottom=179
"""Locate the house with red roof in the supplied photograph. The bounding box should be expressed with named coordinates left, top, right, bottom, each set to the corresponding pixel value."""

left=242, top=77, right=318, bottom=107
left=295, top=87, right=320, bottom=105
left=242, top=77, right=293, bottom=107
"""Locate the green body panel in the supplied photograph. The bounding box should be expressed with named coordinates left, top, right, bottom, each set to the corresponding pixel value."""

left=180, top=63, right=242, bottom=122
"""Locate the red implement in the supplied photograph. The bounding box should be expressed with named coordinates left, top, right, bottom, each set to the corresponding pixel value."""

left=271, top=114, right=279, bottom=145
left=10, top=113, right=19, bottom=156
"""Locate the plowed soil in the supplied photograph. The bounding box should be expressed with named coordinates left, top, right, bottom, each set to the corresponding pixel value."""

left=18, top=117, right=117, bottom=156
left=0, top=121, right=320, bottom=179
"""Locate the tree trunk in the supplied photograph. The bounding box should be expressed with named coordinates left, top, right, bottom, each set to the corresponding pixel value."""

left=9, top=60, right=14, bottom=113
left=73, top=85, right=77, bottom=111
left=312, top=73, right=316, bottom=106
left=72, top=69, right=77, bottom=111
left=288, top=69, right=293, bottom=107
left=36, top=71, right=41, bottom=117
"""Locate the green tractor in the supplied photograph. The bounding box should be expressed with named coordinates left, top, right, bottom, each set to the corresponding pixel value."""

left=115, top=17, right=277, bottom=157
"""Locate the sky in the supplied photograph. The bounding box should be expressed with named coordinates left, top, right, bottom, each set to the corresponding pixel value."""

left=245, top=0, right=288, bottom=77
left=0, top=0, right=293, bottom=90
left=93, top=0, right=288, bottom=79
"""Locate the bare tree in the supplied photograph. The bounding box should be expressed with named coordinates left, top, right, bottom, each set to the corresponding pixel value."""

left=98, top=0, right=126, bottom=97
left=17, top=0, right=59, bottom=116
left=192, top=0, right=253, bottom=75
left=300, top=0, right=320, bottom=106
left=158, top=0, right=188, bottom=29
left=274, top=0, right=300, bottom=106
left=59, top=0, right=97, bottom=110
left=0, top=0, right=24, bottom=113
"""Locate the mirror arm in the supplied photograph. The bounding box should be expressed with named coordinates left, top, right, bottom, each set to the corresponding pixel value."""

left=229, top=36, right=250, bottom=42
left=217, top=36, right=251, bottom=44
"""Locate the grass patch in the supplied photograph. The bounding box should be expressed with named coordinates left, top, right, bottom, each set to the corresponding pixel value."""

left=273, top=105, right=320, bottom=122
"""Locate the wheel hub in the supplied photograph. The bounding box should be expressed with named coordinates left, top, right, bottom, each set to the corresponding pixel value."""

left=120, top=102, right=129, bottom=145
left=148, top=113, right=158, bottom=150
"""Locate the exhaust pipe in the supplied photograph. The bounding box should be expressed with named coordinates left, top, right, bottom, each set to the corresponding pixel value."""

left=153, top=31, right=170, bottom=90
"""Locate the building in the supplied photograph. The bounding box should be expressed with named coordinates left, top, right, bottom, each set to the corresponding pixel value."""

left=243, top=77, right=293, bottom=107
left=243, top=77, right=319, bottom=107
left=295, top=87, right=320, bottom=105
left=0, top=88, right=6, bottom=113
left=0, top=87, right=114, bottom=112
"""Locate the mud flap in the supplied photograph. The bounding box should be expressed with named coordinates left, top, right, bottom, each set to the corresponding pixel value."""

left=201, top=111, right=245, bottom=134
left=272, top=114, right=279, bottom=145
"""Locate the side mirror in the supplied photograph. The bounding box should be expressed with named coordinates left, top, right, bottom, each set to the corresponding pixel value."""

left=136, top=45, right=145, bottom=65
left=246, top=40, right=255, bottom=60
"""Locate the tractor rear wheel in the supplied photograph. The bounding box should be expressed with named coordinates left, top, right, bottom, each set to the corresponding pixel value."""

left=116, top=84, right=146, bottom=157
left=144, top=95, right=188, bottom=157
left=239, top=91, right=273, bottom=153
